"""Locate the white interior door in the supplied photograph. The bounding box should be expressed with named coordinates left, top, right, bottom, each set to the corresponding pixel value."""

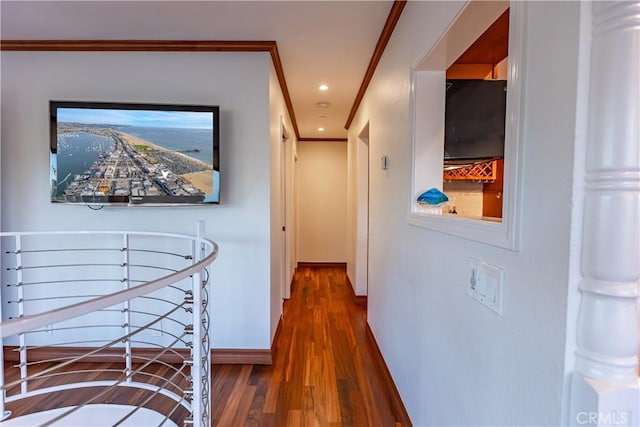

left=280, top=120, right=293, bottom=299
left=356, top=123, right=370, bottom=296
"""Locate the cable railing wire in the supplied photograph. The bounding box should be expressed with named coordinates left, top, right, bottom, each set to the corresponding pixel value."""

left=39, top=332, right=189, bottom=427
left=0, top=225, right=216, bottom=426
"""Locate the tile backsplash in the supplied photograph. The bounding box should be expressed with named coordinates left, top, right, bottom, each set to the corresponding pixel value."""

left=443, top=181, right=484, bottom=217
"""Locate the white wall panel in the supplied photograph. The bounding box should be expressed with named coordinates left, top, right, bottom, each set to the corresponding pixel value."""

left=0, top=51, right=273, bottom=349
left=347, top=1, right=583, bottom=425
left=296, top=141, right=347, bottom=263
left=268, top=62, right=296, bottom=341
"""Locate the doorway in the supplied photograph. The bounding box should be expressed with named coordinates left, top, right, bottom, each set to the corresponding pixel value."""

left=356, top=123, right=370, bottom=296
left=280, top=119, right=294, bottom=300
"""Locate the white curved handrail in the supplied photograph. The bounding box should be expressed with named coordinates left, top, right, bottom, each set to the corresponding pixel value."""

left=0, top=225, right=218, bottom=425
left=3, top=380, right=186, bottom=407
left=0, top=232, right=218, bottom=339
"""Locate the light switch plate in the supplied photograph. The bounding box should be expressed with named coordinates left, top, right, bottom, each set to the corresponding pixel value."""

left=468, top=258, right=504, bottom=315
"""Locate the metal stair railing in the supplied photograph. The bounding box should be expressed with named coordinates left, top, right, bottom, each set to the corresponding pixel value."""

left=0, top=221, right=218, bottom=427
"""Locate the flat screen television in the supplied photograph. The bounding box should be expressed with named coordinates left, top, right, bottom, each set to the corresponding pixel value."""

left=444, top=79, right=507, bottom=163
left=50, top=101, right=220, bottom=205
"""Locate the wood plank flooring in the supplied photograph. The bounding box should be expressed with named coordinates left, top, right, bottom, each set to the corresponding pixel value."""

left=211, top=266, right=401, bottom=426
left=3, top=361, right=191, bottom=424
left=2, top=267, right=404, bottom=426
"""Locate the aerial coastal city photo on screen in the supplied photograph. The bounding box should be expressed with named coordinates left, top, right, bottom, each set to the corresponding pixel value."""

left=50, top=101, right=220, bottom=205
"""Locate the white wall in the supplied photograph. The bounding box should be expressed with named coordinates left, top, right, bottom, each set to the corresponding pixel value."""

left=268, top=62, right=296, bottom=341
left=296, top=141, right=347, bottom=263
left=1, top=51, right=274, bottom=350
left=348, top=1, right=582, bottom=425
left=349, top=125, right=370, bottom=296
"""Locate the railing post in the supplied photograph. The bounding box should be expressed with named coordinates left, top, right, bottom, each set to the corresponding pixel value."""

left=191, top=220, right=209, bottom=426
left=122, top=234, right=132, bottom=383
left=0, top=305, right=4, bottom=421
left=0, top=341, right=5, bottom=421
left=14, top=236, right=27, bottom=396
left=0, top=238, right=9, bottom=420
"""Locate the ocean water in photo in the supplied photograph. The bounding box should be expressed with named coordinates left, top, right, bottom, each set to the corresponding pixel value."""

left=118, top=126, right=214, bottom=165
left=54, top=132, right=114, bottom=196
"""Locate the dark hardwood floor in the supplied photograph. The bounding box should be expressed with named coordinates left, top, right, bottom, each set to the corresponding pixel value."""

left=2, top=267, right=405, bottom=426
left=211, top=266, right=402, bottom=426
left=3, top=360, right=191, bottom=424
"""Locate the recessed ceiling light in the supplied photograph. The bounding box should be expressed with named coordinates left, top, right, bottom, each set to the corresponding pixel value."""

left=319, top=84, right=329, bottom=91
left=317, top=101, right=330, bottom=108
left=318, top=127, right=325, bottom=132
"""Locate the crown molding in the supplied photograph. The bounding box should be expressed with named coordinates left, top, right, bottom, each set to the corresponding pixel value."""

left=345, top=0, right=407, bottom=130
left=0, top=39, right=300, bottom=139
left=0, top=39, right=273, bottom=51
left=1, top=0, right=408, bottom=142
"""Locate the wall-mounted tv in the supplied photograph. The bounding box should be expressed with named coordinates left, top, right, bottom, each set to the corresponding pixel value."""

left=444, top=79, right=506, bottom=163
left=50, top=101, right=220, bottom=205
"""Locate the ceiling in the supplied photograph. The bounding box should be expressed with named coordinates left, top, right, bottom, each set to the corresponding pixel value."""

left=0, top=1, right=399, bottom=140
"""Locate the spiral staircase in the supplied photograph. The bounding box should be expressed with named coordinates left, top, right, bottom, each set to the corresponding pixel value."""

left=0, top=222, right=218, bottom=426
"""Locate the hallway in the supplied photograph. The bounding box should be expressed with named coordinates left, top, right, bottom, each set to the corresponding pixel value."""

left=211, top=266, right=404, bottom=426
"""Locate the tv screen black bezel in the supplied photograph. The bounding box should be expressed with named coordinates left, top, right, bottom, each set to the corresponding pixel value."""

left=49, top=100, right=220, bottom=206
left=444, top=79, right=507, bottom=162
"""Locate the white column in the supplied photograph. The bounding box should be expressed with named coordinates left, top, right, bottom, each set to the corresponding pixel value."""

left=571, top=1, right=640, bottom=426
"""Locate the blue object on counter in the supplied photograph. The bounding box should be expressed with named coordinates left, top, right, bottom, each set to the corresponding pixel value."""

left=417, top=188, right=449, bottom=206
